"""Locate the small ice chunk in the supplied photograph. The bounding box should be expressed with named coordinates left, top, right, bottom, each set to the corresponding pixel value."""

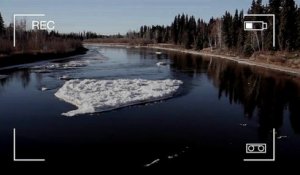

left=55, top=79, right=182, bottom=116
left=167, top=146, right=189, bottom=159
left=239, top=123, right=248, bottom=127
left=168, top=152, right=179, bottom=159
left=156, top=62, right=168, bottom=66
left=41, top=87, right=48, bottom=91
left=167, top=154, right=179, bottom=159
left=58, top=75, right=71, bottom=80
left=277, top=136, right=288, bottom=140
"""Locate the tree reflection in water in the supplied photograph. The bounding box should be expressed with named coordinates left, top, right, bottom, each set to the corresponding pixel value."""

left=0, top=68, right=32, bottom=89
left=169, top=52, right=300, bottom=137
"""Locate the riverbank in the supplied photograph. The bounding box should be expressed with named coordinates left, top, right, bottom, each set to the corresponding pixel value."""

left=84, top=42, right=300, bottom=77
left=0, top=47, right=88, bottom=68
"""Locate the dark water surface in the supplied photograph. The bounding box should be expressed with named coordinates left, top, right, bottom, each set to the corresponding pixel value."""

left=1, top=45, right=300, bottom=172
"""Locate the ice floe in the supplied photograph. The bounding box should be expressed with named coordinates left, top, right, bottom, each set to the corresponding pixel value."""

left=55, top=79, right=183, bottom=116
left=61, top=61, right=88, bottom=68
left=31, top=60, right=88, bottom=72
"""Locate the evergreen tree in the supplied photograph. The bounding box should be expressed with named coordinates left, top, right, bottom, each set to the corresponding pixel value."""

left=195, top=18, right=204, bottom=50
left=296, top=8, right=300, bottom=49
left=154, top=25, right=163, bottom=43
left=222, top=11, right=233, bottom=49
left=195, top=35, right=203, bottom=50
left=187, top=16, right=196, bottom=48
left=237, top=10, right=246, bottom=52
left=163, top=26, right=170, bottom=43
left=263, top=0, right=281, bottom=50
left=232, top=10, right=240, bottom=48
left=269, top=0, right=281, bottom=15
left=171, top=16, right=179, bottom=44
left=279, top=0, right=297, bottom=50
left=249, top=0, right=264, bottom=14
left=0, top=12, right=4, bottom=36
left=139, top=26, right=144, bottom=38
left=249, top=0, right=256, bottom=13
left=178, top=14, right=186, bottom=45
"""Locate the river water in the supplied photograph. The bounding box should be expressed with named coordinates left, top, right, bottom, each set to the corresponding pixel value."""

left=1, top=44, right=300, bottom=171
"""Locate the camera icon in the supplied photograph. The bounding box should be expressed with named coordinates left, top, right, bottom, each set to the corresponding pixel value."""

left=246, top=143, right=267, bottom=154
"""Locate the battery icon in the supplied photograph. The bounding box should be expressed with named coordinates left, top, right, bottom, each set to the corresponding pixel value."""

left=244, top=21, right=268, bottom=31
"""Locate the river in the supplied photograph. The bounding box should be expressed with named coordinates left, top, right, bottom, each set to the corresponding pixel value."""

left=1, top=44, right=300, bottom=171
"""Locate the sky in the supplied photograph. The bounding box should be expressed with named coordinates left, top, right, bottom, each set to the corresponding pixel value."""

left=1, top=0, right=299, bottom=35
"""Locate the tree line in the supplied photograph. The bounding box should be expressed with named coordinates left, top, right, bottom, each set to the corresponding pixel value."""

left=128, top=0, right=300, bottom=56
left=0, top=12, right=88, bottom=55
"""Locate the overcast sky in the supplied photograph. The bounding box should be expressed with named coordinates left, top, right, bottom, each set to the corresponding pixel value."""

left=1, top=0, right=299, bottom=35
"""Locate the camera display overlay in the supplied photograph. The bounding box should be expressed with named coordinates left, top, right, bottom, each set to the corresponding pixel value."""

left=1, top=0, right=300, bottom=172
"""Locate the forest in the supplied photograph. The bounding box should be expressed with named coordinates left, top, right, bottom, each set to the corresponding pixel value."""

left=126, top=0, right=300, bottom=56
